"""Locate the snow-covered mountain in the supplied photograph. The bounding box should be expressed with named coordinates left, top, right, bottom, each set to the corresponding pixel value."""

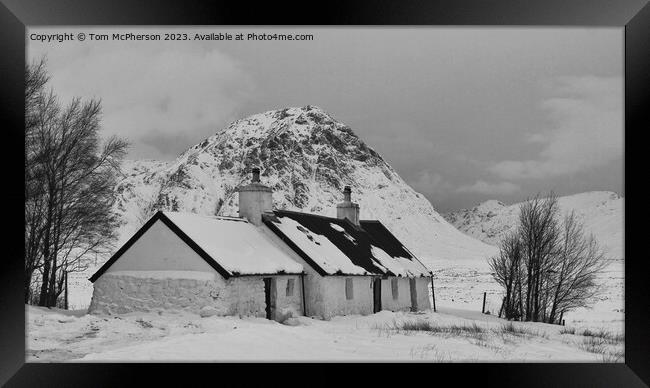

left=113, top=105, right=498, bottom=269
left=444, top=191, right=624, bottom=260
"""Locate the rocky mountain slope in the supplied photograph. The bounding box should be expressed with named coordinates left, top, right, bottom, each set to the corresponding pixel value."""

left=112, top=105, right=498, bottom=269
left=444, top=191, right=624, bottom=260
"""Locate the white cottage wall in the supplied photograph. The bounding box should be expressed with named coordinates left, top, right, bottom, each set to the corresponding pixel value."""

left=308, top=276, right=373, bottom=320
left=414, top=277, right=432, bottom=311
left=89, top=272, right=229, bottom=315
left=380, top=277, right=412, bottom=312
left=272, top=275, right=304, bottom=321
left=89, top=272, right=302, bottom=319
left=227, top=275, right=302, bottom=319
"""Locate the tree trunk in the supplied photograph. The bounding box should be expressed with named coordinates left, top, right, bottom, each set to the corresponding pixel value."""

left=548, top=277, right=563, bottom=324
left=47, top=253, right=61, bottom=307
left=25, top=267, right=35, bottom=303
left=38, top=252, right=51, bottom=306
left=532, top=260, right=541, bottom=321
left=525, top=254, right=534, bottom=321
left=64, top=271, right=68, bottom=310
left=38, top=183, right=56, bottom=306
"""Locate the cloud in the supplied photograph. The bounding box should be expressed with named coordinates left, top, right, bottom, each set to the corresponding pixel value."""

left=29, top=33, right=256, bottom=159
left=526, top=133, right=547, bottom=144
left=456, top=180, right=520, bottom=195
left=410, top=171, right=455, bottom=198
left=489, top=75, right=622, bottom=180
left=139, top=130, right=197, bottom=156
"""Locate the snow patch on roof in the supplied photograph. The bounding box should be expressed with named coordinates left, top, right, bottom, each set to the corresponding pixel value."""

left=330, top=222, right=357, bottom=244
left=370, top=246, right=430, bottom=277
left=163, top=212, right=303, bottom=276
left=272, top=216, right=371, bottom=275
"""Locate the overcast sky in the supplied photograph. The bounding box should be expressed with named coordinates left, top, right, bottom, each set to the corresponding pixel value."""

left=28, top=27, right=623, bottom=212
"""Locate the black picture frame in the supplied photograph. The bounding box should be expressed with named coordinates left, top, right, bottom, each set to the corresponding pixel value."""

left=1, top=0, right=647, bottom=386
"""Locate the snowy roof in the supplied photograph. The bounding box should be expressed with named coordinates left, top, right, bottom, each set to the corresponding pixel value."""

left=89, top=211, right=303, bottom=282
left=262, top=210, right=431, bottom=277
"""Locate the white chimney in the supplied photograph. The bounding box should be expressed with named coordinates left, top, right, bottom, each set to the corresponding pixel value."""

left=336, top=186, right=360, bottom=225
left=238, top=167, right=272, bottom=226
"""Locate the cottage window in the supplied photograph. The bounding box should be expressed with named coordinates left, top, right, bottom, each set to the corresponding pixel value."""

left=391, top=278, right=399, bottom=300
left=286, top=279, right=295, bottom=297
left=345, top=278, right=354, bottom=300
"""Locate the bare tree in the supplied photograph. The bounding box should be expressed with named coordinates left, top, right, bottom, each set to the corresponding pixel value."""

left=25, top=59, right=56, bottom=302
left=490, top=193, right=607, bottom=323
left=25, top=58, right=129, bottom=307
left=519, top=193, right=560, bottom=321
left=546, top=212, right=608, bottom=323
left=488, top=232, right=523, bottom=320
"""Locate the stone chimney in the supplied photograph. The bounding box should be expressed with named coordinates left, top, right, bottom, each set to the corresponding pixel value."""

left=336, top=186, right=360, bottom=225
left=237, top=167, right=272, bottom=226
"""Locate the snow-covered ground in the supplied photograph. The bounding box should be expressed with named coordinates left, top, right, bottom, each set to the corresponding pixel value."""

left=26, top=305, right=622, bottom=362
left=431, top=258, right=624, bottom=333
left=439, top=191, right=625, bottom=333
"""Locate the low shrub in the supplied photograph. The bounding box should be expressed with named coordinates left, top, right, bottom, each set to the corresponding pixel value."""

left=559, top=327, right=576, bottom=335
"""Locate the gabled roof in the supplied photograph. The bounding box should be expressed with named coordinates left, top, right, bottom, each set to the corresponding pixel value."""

left=262, top=210, right=431, bottom=277
left=89, top=211, right=303, bottom=282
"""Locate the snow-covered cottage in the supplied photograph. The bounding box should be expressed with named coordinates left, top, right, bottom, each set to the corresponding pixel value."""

left=87, top=211, right=305, bottom=320
left=88, top=168, right=433, bottom=320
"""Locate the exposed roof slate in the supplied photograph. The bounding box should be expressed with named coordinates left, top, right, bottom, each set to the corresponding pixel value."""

left=262, top=210, right=431, bottom=277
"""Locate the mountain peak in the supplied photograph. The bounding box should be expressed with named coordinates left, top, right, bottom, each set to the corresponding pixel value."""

left=175, top=105, right=387, bottom=196
left=194, top=105, right=355, bottom=151
left=232, top=105, right=335, bottom=128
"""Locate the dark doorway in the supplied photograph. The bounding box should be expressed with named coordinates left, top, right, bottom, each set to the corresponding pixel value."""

left=373, top=278, right=382, bottom=313
left=263, top=278, right=276, bottom=320
left=409, top=278, right=418, bottom=312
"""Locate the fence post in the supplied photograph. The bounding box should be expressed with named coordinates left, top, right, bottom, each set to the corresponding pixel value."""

left=431, top=276, right=436, bottom=312
left=482, top=292, right=487, bottom=314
